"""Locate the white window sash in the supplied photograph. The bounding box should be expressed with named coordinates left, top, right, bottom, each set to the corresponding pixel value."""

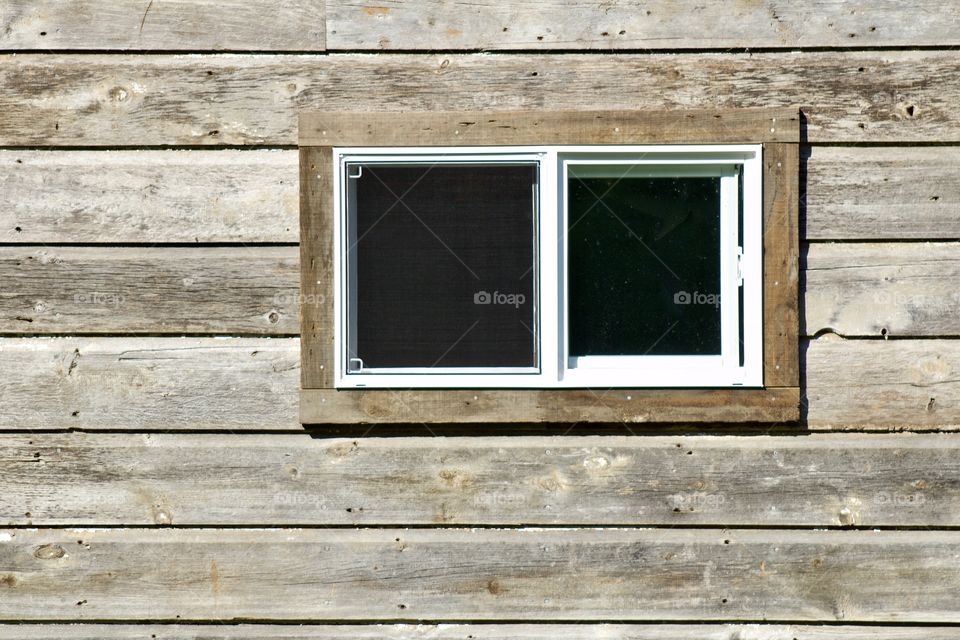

left=334, top=145, right=764, bottom=389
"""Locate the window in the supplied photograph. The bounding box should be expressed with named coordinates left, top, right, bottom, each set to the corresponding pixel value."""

left=334, top=146, right=762, bottom=388
left=300, top=109, right=800, bottom=423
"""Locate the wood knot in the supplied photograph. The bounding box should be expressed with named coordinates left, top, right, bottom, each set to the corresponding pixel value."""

left=33, top=544, right=66, bottom=559
left=108, top=86, right=130, bottom=103
left=438, top=469, right=473, bottom=488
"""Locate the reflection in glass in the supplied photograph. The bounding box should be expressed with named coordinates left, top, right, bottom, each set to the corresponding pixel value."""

left=567, top=168, right=722, bottom=356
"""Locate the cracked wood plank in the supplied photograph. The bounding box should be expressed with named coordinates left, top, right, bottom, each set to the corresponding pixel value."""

left=803, top=243, right=960, bottom=338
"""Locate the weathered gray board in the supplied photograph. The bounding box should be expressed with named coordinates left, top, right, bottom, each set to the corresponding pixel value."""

left=5, top=0, right=959, bottom=51
left=0, top=0, right=325, bottom=50
left=3, top=243, right=959, bottom=337
left=0, top=52, right=954, bottom=145
left=2, top=625, right=959, bottom=640
left=2, top=337, right=959, bottom=430
left=3, top=147, right=959, bottom=243
left=2, top=433, right=955, bottom=527
left=1, top=528, right=958, bottom=621
left=326, top=0, right=960, bottom=50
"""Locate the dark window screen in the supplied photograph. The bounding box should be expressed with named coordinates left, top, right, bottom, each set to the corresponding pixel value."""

left=348, top=163, right=537, bottom=369
left=567, top=171, right=722, bottom=356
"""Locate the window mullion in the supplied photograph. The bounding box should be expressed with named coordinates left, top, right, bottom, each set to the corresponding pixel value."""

left=538, top=149, right=561, bottom=385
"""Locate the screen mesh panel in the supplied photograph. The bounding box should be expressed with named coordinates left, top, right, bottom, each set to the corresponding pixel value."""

left=568, top=172, right=722, bottom=356
left=349, top=163, right=537, bottom=369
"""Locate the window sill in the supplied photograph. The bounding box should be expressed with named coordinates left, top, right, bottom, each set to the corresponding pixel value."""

left=301, top=387, right=800, bottom=424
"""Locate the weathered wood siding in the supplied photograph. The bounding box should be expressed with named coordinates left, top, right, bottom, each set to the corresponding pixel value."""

left=2, top=1, right=958, bottom=636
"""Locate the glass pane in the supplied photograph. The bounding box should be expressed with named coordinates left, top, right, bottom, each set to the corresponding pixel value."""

left=567, top=167, right=722, bottom=356
left=348, top=163, right=537, bottom=369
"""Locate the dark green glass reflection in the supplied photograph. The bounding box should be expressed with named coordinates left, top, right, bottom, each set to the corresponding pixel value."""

left=568, top=171, right=722, bottom=356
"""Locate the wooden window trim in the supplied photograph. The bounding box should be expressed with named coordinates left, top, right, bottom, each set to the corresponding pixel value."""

left=299, top=108, right=800, bottom=424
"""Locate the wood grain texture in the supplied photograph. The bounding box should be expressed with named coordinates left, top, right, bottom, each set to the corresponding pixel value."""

left=0, top=246, right=299, bottom=334
left=12, top=244, right=958, bottom=339
left=300, top=146, right=334, bottom=388
left=805, top=337, right=960, bottom=430
left=3, top=147, right=958, bottom=243
left=301, top=388, right=800, bottom=424
left=0, top=52, right=955, bottom=145
left=0, top=150, right=298, bottom=243
left=299, top=108, right=799, bottom=145
left=762, top=143, right=800, bottom=386
left=0, top=0, right=325, bottom=50
left=5, top=337, right=960, bottom=430
left=3, top=625, right=960, bottom=640
left=1, top=528, right=958, bottom=621
left=804, top=147, right=960, bottom=240
left=3, top=433, right=958, bottom=527
left=327, top=0, right=960, bottom=50
left=804, top=243, right=960, bottom=338
left=0, top=338, right=299, bottom=431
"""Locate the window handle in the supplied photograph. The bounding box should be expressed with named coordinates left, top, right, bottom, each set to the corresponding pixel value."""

left=347, top=165, right=363, bottom=179
left=736, top=246, right=744, bottom=287
left=348, top=357, right=364, bottom=372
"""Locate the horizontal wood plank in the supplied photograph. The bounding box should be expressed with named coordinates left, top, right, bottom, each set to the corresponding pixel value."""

left=0, top=528, right=958, bottom=621
left=804, top=146, right=960, bottom=240
left=5, top=242, right=958, bottom=338
left=299, top=108, right=799, bottom=145
left=2, top=624, right=958, bottom=639
left=4, top=337, right=960, bottom=430
left=0, top=150, right=299, bottom=243
left=805, top=337, right=960, bottom=430
left=301, top=388, right=800, bottom=424
left=0, top=247, right=299, bottom=334
left=0, top=338, right=299, bottom=431
left=1, top=52, right=957, bottom=145
left=3, top=432, right=958, bottom=527
left=0, top=0, right=324, bottom=51
left=3, top=147, right=959, bottom=243
left=327, top=0, right=960, bottom=50
left=804, top=242, right=960, bottom=337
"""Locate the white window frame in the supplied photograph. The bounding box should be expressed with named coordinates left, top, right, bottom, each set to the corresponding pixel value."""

left=333, top=144, right=763, bottom=389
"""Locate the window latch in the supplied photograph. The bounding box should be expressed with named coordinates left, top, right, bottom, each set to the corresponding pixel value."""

left=736, top=246, right=744, bottom=287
